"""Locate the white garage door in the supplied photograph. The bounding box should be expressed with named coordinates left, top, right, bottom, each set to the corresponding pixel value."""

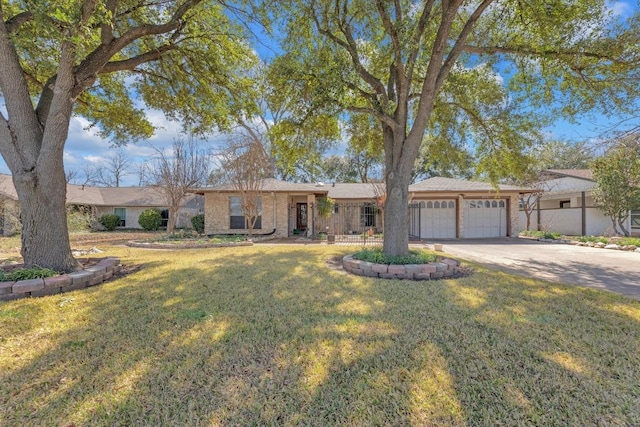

left=463, top=199, right=507, bottom=238
left=420, top=200, right=456, bottom=239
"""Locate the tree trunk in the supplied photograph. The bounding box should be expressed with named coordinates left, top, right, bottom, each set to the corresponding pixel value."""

left=618, top=217, right=630, bottom=236
left=525, top=210, right=532, bottom=231
left=167, top=205, right=178, bottom=233
left=383, top=169, right=411, bottom=257
left=14, top=170, right=80, bottom=272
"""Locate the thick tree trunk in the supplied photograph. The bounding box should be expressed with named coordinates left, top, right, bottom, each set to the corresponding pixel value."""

left=383, top=169, right=411, bottom=257
left=14, top=170, right=80, bottom=272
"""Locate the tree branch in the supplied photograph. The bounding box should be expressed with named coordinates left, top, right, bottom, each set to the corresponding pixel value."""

left=5, top=11, right=33, bottom=33
left=463, top=44, right=633, bottom=65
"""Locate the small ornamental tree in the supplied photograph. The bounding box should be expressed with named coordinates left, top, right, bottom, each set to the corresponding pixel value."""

left=591, top=137, right=640, bottom=236
left=138, top=209, right=162, bottom=231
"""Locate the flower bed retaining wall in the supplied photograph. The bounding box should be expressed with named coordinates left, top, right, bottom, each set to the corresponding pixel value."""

left=0, top=257, right=121, bottom=301
left=343, top=254, right=460, bottom=280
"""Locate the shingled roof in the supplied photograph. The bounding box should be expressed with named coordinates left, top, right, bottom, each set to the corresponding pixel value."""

left=409, top=177, right=526, bottom=192
left=0, top=173, right=194, bottom=206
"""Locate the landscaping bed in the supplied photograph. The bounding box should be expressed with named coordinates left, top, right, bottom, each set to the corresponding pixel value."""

left=519, top=231, right=640, bottom=252
left=343, top=247, right=462, bottom=280
left=0, top=257, right=122, bottom=301
left=126, top=233, right=254, bottom=249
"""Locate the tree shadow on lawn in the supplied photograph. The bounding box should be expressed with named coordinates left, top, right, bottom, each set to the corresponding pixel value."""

left=1, top=247, right=639, bottom=426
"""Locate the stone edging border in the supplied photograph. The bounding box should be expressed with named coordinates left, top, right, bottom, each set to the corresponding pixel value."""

left=126, top=240, right=254, bottom=249
left=519, top=236, right=640, bottom=253
left=343, top=255, right=460, bottom=280
left=0, top=257, right=121, bottom=302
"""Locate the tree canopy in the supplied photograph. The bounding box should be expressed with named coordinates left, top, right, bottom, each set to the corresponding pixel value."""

left=0, top=0, right=257, bottom=270
left=591, top=134, right=640, bottom=236
left=276, top=0, right=639, bottom=255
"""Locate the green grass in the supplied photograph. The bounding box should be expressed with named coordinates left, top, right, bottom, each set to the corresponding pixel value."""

left=353, top=246, right=437, bottom=264
left=1, top=245, right=640, bottom=425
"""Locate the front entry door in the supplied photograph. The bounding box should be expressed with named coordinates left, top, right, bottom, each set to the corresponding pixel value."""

left=296, top=203, right=308, bottom=232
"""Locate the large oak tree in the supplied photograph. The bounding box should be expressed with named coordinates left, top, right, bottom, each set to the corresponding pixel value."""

left=279, top=0, right=640, bottom=256
left=0, top=0, right=255, bottom=271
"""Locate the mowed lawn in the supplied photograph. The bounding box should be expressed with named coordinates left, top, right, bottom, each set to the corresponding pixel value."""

left=1, top=242, right=639, bottom=426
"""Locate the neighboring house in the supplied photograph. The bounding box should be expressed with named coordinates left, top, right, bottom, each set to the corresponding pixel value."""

left=518, top=169, right=640, bottom=236
left=194, top=177, right=531, bottom=239
left=0, top=174, right=202, bottom=234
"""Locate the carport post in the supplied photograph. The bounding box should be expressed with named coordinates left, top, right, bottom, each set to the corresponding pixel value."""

left=581, top=191, right=586, bottom=236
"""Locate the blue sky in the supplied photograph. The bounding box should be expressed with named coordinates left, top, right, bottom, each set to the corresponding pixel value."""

left=0, top=1, right=637, bottom=185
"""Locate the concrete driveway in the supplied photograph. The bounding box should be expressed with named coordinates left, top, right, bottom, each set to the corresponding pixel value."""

left=433, top=238, right=640, bottom=300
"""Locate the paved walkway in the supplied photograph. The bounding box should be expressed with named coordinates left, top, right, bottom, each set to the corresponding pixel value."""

left=435, top=238, right=640, bottom=300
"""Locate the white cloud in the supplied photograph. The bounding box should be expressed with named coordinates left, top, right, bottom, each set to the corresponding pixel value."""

left=607, top=1, right=633, bottom=17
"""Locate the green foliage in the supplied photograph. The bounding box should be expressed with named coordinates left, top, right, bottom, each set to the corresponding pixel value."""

left=353, top=247, right=437, bottom=265
left=576, top=235, right=610, bottom=244
left=619, top=237, right=640, bottom=247
left=519, top=230, right=562, bottom=240
left=191, top=215, right=205, bottom=234
left=0, top=266, right=58, bottom=282
left=316, top=197, right=335, bottom=219
left=99, top=214, right=121, bottom=232
left=138, top=209, right=162, bottom=231
left=67, top=206, right=94, bottom=233
left=591, top=137, right=640, bottom=236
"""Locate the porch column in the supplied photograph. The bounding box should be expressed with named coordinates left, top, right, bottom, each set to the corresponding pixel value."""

left=457, top=194, right=464, bottom=239
left=306, top=194, right=316, bottom=237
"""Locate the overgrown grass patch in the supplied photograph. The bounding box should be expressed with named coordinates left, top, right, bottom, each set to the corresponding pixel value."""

left=1, top=245, right=639, bottom=426
left=353, top=246, right=437, bottom=264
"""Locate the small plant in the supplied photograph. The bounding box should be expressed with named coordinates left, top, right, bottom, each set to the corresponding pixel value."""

left=191, top=214, right=205, bottom=234
left=352, top=247, right=437, bottom=265
left=0, top=266, right=58, bottom=282
left=619, top=237, right=640, bottom=246
left=316, top=197, right=335, bottom=218
left=541, top=231, right=561, bottom=240
left=519, top=230, right=561, bottom=240
left=99, top=214, right=121, bottom=231
left=138, top=209, right=162, bottom=231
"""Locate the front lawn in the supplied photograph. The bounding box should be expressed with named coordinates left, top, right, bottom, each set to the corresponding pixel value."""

left=1, top=245, right=639, bottom=425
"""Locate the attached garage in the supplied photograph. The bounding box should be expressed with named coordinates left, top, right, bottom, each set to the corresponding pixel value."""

left=418, top=199, right=457, bottom=239
left=463, top=199, right=507, bottom=238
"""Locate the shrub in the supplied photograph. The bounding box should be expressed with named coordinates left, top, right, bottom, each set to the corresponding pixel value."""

left=138, top=209, right=162, bottom=231
left=99, top=214, right=121, bottom=231
left=191, top=214, right=205, bottom=234
left=67, top=208, right=94, bottom=232
left=352, top=247, right=437, bottom=265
